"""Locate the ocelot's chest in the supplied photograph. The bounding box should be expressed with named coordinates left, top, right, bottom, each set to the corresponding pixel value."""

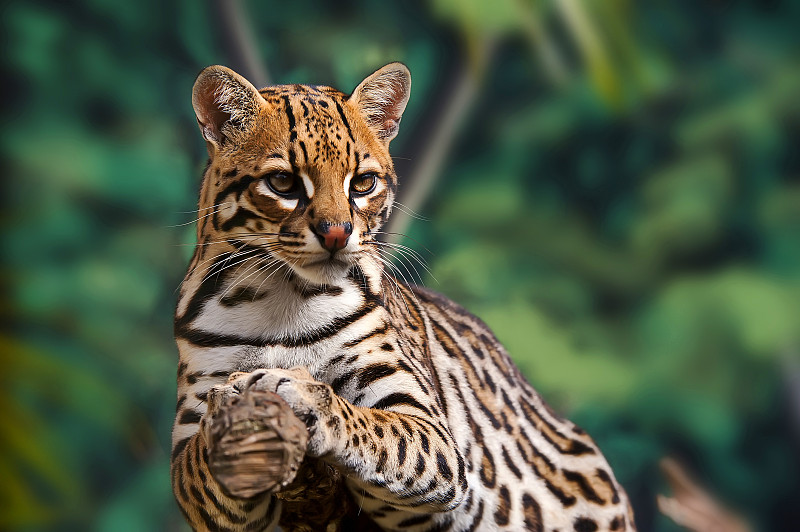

left=187, top=275, right=364, bottom=340
left=181, top=272, right=401, bottom=386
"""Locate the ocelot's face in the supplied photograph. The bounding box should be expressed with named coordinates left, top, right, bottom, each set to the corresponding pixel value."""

left=192, top=65, right=410, bottom=285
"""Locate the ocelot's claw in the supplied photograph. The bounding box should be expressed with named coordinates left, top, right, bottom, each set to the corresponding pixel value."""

left=201, top=382, right=240, bottom=444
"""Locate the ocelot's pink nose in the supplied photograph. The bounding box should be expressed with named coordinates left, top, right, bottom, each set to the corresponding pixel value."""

left=314, top=221, right=352, bottom=252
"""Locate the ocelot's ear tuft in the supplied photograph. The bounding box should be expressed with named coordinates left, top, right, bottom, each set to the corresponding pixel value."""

left=192, top=65, right=263, bottom=150
left=349, top=62, right=411, bottom=144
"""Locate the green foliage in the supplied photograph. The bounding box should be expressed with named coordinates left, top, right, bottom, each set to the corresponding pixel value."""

left=2, top=1, right=798, bottom=531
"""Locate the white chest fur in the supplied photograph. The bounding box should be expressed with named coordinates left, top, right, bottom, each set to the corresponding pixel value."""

left=189, top=270, right=364, bottom=341
left=177, top=263, right=389, bottom=381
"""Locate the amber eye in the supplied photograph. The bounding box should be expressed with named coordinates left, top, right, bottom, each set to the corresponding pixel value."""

left=266, top=172, right=298, bottom=196
left=351, top=173, right=377, bottom=195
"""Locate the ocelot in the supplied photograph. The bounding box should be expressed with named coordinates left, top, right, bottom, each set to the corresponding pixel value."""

left=171, top=62, right=636, bottom=531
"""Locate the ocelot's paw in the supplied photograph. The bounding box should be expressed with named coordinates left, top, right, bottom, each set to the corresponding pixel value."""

left=200, top=381, right=239, bottom=445
left=243, top=367, right=343, bottom=457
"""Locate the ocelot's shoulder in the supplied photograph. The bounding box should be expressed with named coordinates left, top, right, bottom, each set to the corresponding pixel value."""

left=408, top=283, right=461, bottom=310
left=409, top=284, right=490, bottom=326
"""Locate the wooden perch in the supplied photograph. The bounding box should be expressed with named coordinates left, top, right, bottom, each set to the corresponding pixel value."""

left=658, top=457, right=751, bottom=532
left=207, top=388, right=381, bottom=531
left=207, top=389, right=308, bottom=498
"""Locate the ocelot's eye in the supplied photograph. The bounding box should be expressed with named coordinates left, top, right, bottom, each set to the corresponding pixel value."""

left=351, top=173, right=377, bottom=195
left=266, top=172, right=298, bottom=196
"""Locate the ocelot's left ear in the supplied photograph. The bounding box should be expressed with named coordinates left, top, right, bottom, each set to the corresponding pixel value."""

left=349, top=62, right=411, bottom=144
left=192, top=65, right=264, bottom=154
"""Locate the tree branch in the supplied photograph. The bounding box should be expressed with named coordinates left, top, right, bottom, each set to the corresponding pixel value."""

left=211, top=0, right=270, bottom=88
left=386, top=38, right=495, bottom=245
left=658, top=458, right=751, bottom=532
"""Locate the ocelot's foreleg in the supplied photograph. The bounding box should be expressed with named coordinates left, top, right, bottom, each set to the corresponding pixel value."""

left=170, top=379, right=282, bottom=531
left=234, top=367, right=469, bottom=526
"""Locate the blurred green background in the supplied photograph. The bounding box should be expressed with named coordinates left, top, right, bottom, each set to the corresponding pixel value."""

left=2, top=0, right=799, bottom=530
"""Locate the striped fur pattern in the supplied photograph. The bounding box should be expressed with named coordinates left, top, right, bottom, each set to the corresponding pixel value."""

left=172, top=63, right=636, bottom=531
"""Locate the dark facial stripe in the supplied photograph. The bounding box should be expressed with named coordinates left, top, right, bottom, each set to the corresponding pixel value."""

left=220, top=286, right=265, bottom=307
left=218, top=206, right=273, bottom=232
left=282, top=95, right=297, bottom=141
left=212, top=174, right=256, bottom=209
left=298, top=140, right=308, bottom=164
left=334, top=100, right=355, bottom=143
left=292, top=282, right=344, bottom=299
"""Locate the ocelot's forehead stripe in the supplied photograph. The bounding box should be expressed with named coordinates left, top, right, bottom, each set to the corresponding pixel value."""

left=298, top=140, right=309, bottom=166
left=334, top=100, right=355, bottom=143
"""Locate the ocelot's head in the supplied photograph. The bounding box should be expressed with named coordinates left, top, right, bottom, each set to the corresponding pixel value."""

left=191, top=63, right=411, bottom=285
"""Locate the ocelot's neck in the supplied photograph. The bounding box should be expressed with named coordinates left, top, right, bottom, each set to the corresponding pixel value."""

left=176, top=240, right=389, bottom=341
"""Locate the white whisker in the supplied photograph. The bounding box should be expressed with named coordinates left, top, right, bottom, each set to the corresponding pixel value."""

left=167, top=204, right=230, bottom=228
left=392, top=201, right=429, bottom=221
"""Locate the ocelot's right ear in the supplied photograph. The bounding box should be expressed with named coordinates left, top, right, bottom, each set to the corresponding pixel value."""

left=349, top=62, right=411, bottom=145
left=192, top=65, right=263, bottom=154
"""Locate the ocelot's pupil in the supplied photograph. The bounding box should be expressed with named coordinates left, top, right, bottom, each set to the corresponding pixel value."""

left=269, top=172, right=295, bottom=193
left=352, top=174, right=376, bottom=194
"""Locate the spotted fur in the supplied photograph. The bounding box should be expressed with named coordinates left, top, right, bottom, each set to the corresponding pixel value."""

left=171, top=63, right=636, bottom=531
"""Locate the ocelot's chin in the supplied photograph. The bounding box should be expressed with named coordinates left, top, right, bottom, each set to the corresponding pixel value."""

left=290, top=256, right=352, bottom=286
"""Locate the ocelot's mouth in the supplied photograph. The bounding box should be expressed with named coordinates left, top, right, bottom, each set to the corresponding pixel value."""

left=305, top=248, right=355, bottom=266
left=309, top=257, right=351, bottom=273
left=288, top=253, right=353, bottom=285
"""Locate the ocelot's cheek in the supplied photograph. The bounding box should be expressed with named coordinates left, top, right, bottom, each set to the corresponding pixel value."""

left=362, top=194, right=391, bottom=230
left=352, top=186, right=388, bottom=216
left=351, top=216, right=371, bottom=241
left=246, top=185, right=299, bottom=223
